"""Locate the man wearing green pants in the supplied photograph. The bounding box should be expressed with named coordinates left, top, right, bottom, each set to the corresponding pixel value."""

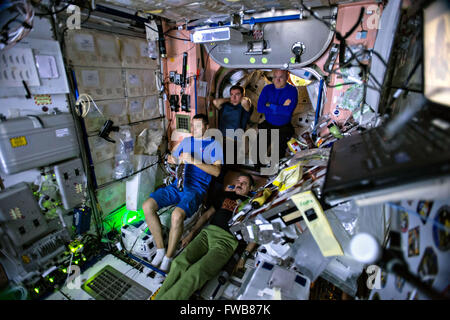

left=155, top=174, right=257, bottom=300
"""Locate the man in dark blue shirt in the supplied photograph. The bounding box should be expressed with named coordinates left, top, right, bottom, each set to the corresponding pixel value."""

left=213, top=85, right=252, bottom=140
left=212, top=85, right=251, bottom=187
left=142, top=114, right=223, bottom=273
left=257, top=69, right=298, bottom=159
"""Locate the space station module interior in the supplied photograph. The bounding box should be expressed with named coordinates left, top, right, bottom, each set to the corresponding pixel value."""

left=0, top=0, right=449, bottom=301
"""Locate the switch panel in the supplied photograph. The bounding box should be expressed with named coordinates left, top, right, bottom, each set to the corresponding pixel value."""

left=0, top=182, right=49, bottom=247
left=181, top=94, right=190, bottom=112
left=54, top=158, right=85, bottom=210
left=169, top=94, right=180, bottom=112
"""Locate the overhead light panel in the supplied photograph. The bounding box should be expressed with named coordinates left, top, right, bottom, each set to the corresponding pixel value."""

left=191, top=27, right=242, bottom=43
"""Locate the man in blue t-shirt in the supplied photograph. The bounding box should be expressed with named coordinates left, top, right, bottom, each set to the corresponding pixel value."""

left=142, top=114, right=223, bottom=273
left=257, top=69, right=298, bottom=159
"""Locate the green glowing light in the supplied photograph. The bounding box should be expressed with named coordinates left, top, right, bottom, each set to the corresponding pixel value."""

left=62, top=268, right=67, bottom=273
left=49, top=278, right=54, bottom=283
left=34, top=288, right=39, bottom=294
left=250, top=57, right=256, bottom=64
left=127, top=214, right=138, bottom=224
left=290, top=57, right=296, bottom=64
left=102, top=205, right=146, bottom=233
left=223, top=57, right=229, bottom=64
left=261, top=57, right=268, bottom=64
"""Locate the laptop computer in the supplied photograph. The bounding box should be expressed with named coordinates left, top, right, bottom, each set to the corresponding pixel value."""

left=322, top=1, right=450, bottom=205
left=322, top=104, right=450, bottom=205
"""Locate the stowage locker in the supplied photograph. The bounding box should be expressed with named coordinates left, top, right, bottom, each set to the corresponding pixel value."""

left=0, top=113, right=79, bottom=174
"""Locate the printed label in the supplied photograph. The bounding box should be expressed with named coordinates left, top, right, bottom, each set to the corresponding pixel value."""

left=130, top=100, right=141, bottom=112
left=75, top=34, right=95, bottom=52
left=81, top=70, right=100, bottom=87
left=128, top=73, right=140, bottom=85
left=56, top=128, right=70, bottom=138
left=10, top=136, right=27, bottom=148
left=140, top=42, right=149, bottom=57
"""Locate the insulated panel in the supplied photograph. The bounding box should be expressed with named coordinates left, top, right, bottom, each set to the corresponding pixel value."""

left=120, top=36, right=159, bottom=69
left=143, top=69, right=158, bottom=95
left=84, top=103, right=106, bottom=134
left=88, top=135, right=116, bottom=163
left=132, top=120, right=164, bottom=155
left=65, top=29, right=121, bottom=68
left=65, top=31, right=98, bottom=66
left=84, top=99, right=128, bottom=134
left=94, top=158, right=115, bottom=186
left=142, top=95, right=160, bottom=120
left=103, top=99, right=129, bottom=127
left=96, top=182, right=126, bottom=216
left=74, top=67, right=124, bottom=100
left=127, top=97, right=145, bottom=123
left=125, top=69, right=145, bottom=97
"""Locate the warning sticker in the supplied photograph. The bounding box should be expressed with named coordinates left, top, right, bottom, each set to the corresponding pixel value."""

left=34, top=94, right=52, bottom=106
left=10, top=136, right=27, bottom=148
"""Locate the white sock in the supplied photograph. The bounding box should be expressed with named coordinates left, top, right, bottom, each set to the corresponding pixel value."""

left=160, top=256, right=173, bottom=273
left=151, top=248, right=166, bottom=267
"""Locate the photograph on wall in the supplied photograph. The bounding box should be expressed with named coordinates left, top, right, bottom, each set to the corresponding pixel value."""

left=432, top=205, right=450, bottom=251
left=417, top=201, right=433, bottom=225
left=408, top=226, right=420, bottom=257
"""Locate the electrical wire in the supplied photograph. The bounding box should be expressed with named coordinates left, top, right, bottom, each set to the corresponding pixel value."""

left=205, top=44, right=218, bottom=99
left=144, top=22, right=191, bottom=41
left=304, top=2, right=386, bottom=102
left=64, top=251, right=75, bottom=286
left=165, top=33, right=191, bottom=41
left=34, top=1, right=70, bottom=17
left=3, top=285, right=28, bottom=300
left=96, top=159, right=160, bottom=189
left=75, top=93, right=104, bottom=118
left=80, top=4, right=92, bottom=26
left=0, top=0, right=34, bottom=51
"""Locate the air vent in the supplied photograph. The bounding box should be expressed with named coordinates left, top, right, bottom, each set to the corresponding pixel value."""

left=176, top=115, right=190, bottom=133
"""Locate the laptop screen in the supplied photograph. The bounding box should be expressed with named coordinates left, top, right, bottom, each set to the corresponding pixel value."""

left=423, top=0, right=450, bottom=107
